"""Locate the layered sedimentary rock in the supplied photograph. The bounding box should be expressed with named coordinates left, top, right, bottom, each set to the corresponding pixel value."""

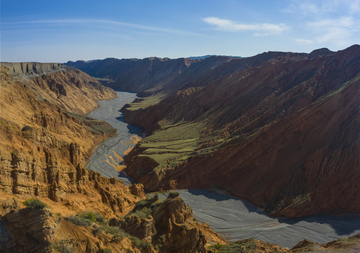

left=109, top=194, right=224, bottom=253
left=122, top=45, right=360, bottom=217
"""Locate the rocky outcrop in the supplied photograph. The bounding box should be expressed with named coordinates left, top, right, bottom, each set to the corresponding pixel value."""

left=109, top=194, right=224, bottom=253
left=1, top=208, right=61, bottom=253
left=0, top=199, right=20, bottom=215
left=123, top=44, right=360, bottom=217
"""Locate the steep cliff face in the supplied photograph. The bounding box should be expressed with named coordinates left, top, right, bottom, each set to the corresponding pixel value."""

left=109, top=194, right=225, bottom=253
left=0, top=63, right=119, bottom=203
left=123, top=45, right=360, bottom=217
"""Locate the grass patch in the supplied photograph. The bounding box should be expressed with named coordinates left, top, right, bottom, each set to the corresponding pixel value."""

left=137, top=122, right=203, bottom=171
left=126, top=93, right=166, bottom=111
left=67, top=211, right=106, bottom=227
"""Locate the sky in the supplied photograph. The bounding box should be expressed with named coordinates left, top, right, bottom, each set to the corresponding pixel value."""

left=1, top=0, right=360, bottom=62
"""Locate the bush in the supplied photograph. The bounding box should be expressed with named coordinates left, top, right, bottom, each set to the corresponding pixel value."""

left=129, top=235, right=151, bottom=249
left=52, top=240, right=74, bottom=253
left=21, top=125, right=34, bottom=131
left=67, top=211, right=106, bottom=227
left=23, top=199, right=47, bottom=210
left=103, top=249, right=113, bottom=253
left=168, top=191, right=179, bottom=199
left=86, top=212, right=96, bottom=222
left=67, top=215, right=92, bottom=227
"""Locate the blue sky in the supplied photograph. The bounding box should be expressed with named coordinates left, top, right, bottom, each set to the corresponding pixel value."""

left=1, top=0, right=360, bottom=62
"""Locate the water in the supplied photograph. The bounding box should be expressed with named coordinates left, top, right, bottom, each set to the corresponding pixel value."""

left=87, top=91, right=360, bottom=248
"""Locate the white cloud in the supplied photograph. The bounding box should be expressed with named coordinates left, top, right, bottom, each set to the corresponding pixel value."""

left=1, top=19, right=203, bottom=36
left=203, top=17, right=288, bottom=36
left=284, top=0, right=360, bottom=47
left=283, top=0, right=360, bottom=15
left=307, top=16, right=358, bottom=46
left=293, top=38, right=313, bottom=45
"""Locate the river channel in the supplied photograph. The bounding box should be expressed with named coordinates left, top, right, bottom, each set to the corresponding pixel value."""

left=86, top=91, right=360, bottom=248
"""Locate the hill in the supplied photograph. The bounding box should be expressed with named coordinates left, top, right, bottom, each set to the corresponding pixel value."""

left=121, top=45, right=360, bottom=217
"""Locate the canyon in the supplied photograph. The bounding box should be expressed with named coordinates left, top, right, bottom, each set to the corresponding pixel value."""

left=72, top=45, right=360, bottom=218
left=1, top=44, right=360, bottom=252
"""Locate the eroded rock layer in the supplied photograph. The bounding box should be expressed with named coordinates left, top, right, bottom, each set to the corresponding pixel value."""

left=122, top=45, right=360, bottom=217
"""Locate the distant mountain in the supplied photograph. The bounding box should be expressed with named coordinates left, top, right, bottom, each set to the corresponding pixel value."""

left=187, top=55, right=242, bottom=60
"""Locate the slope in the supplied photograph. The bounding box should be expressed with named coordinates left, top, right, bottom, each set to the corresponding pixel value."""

left=122, top=45, right=360, bottom=217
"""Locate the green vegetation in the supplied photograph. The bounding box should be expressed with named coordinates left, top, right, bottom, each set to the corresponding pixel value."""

left=129, top=235, right=152, bottom=249
left=138, top=122, right=203, bottom=171
left=168, top=191, right=179, bottom=198
left=23, top=199, right=47, bottom=210
left=207, top=238, right=288, bottom=253
left=126, top=93, right=166, bottom=111
left=0, top=120, right=4, bottom=125
left=52, top=239, right=74, bottom=253
left=103, top=249, right=113, bottom=253
left=11, top=125, right=17, bottom=130
left=67, top=211, right=106, bottom=227
left=21, top=125, right=34, bottom=131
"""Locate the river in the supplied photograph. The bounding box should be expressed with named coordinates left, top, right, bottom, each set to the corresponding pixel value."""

left=86, top=91, right=360, bottom=248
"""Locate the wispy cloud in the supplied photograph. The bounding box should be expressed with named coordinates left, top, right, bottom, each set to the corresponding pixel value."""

left=307, top=16, right=358, bottom=46
left=203, top=17, right=289, bottom=36
left=1, top=19, right=203, bottom=36
left=293, top=38, right=313, bottom=45
left=283, top=0, right=360, bottom=15
left=284, top=0, right=360, bottom=47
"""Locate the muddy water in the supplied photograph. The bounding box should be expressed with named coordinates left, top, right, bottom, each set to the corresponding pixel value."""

left=87, top=91, right=360, bottom=248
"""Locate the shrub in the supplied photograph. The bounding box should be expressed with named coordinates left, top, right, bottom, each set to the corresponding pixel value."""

left=213, top=243, right=223, bottom=250
left=94, top=212, right=106, bottom=224
left=86, top=212, right=96, bottom=222
left=129, top=235, right=151, bottom=249
left=93, top=225, right=128, bottom=239
left=67, top=215, right=92, bottom=227
left=0, top=120, right=4, bottom=125
left=103, top=249, right=113, bottom=253
left=52, top=240, right=74, bottom=253
left=67, top=211, right=106, bottom=227
left=168, top=191, right=179, bottom=199
left=21, top=125, right=34, bottom=131
left=23, top=199, right=47, bottom=210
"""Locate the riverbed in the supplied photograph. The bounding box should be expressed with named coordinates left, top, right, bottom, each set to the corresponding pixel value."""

left=87, top=91, right=360, bottom=248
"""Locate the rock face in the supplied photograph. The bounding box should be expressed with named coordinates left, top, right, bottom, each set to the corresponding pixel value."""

left=0, top=64, right=118, bottom=203
left=109, top=194, right=222, bottom=253
left=122, top=45, right=360, bottom=217
left=1, top=208, right=60, bottom=253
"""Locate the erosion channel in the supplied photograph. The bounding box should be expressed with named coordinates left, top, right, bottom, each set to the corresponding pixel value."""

left=86, top=91, right=360, bottom=248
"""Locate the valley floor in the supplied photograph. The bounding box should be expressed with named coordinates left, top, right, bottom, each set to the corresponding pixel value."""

left=87, top=91, right=360, bottom=249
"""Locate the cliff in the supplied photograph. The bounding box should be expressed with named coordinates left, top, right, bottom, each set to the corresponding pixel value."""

left=122, top=45, right=360, bottom=217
